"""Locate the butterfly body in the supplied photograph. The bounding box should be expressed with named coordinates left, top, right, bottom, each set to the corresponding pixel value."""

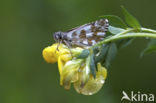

left=53, top=19, right=109, bottom=48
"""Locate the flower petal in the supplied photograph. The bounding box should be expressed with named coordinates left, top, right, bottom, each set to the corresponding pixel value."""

left=42, top=46, right=58, bottom=63
left=58, top=56, right=65, bottom=75
left=60, top=54, right=72, bottom=62
left=42, top=43, right=71, bottom=63
left=60, top=59, right=83, bottom=89
left=74, top=63, right=107, bottom=95
left=52, top=43, right=70, bottom=55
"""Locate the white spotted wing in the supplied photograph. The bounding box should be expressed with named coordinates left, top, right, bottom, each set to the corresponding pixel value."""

left=65, top=19, right=109, bottom=47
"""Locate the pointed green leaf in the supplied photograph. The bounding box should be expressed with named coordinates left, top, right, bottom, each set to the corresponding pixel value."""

left=90, top=54, right=96, bottom=78
left=99, top=15, right=127, bottom=28
left=141, top=39, right=156, bottom=56
left=77, top=49, right=90, bottom=59
left=108, top=26, right=125, bottom=35
left=117, top=38, right=134, bottom=49
left=121, top=6, right=141, bottom=29
left=93, top=46, right=100, bottom=54
left=95, top=44, right=109, bottom=63
left=104, top=43, right=117, bottom=68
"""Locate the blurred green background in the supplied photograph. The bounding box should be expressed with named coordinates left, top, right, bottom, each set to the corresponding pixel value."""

left=0, top=0, right=156, bottom=103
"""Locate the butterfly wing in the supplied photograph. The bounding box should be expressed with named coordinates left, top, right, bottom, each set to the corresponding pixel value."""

left=66, top=19, right=109, bottom=47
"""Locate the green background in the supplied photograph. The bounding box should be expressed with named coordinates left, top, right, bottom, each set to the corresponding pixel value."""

left=0, top=0, right=156, bottom=103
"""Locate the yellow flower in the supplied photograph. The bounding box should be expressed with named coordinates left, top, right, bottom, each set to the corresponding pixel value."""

left=42, top=43, right=107, bottom=95
left=60, top=59, right=83, bottom=89
left=74, top=63, right=107, bottom=95
left=42, top=43, right=82, bottom=75
left=42, top=44, right=72, bottom=63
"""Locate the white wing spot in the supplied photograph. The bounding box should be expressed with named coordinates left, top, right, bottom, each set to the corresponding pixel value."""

left=91, top=40, right=96, bottom=45
left=105, top=19, right=108, bottom=23
left=86, top=33, right=93, bottom=37
left=83, top=25, right=91, bottom=32
left=97, top=32, right=105, bottom=36
left=83, top=40, right=88, bottom=45
left=67, top=32, right=73, bottom=39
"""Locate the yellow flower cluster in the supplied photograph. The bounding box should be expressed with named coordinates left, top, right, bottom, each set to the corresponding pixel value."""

left=42, top=43, right=107, bottom=95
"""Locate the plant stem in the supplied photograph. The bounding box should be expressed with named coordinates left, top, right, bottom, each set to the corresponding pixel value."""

left=114, top=28, right=134, bottom=36
left=141, top=28, right=156, bottom=34
left=92, top=28, right=156, bottom=48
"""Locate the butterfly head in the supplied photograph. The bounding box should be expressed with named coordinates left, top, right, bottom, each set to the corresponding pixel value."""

left=53, top=31, right=65, bottom=42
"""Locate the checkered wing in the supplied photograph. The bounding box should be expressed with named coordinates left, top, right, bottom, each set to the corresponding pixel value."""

left=66, top=19, right=109, bottom=47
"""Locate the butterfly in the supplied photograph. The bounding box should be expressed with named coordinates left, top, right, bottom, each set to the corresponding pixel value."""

left=53, top=19, right=109, bottom=49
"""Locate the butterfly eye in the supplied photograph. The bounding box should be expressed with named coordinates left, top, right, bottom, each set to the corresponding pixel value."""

left=59, top=34, right=62, bottom=39
left=53, top=32, right=59, bottom=41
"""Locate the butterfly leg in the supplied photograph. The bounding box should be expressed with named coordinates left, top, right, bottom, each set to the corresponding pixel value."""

left=63, top=40, right=73, bottom=58
left=55, top=40, right=62, bottom=54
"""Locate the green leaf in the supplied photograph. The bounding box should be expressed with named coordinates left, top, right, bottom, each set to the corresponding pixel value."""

left=77, top=49, right=90, bottom=59
left=108, top=26, right=125, bottom=35
left=121, top=39, right=134, bottom=48
left=93, top=46, right=99, bottom=54
left=121, top=6, right=141, bottom=29
left=90, top=54, right=96, bottom=78
left=116, top=38, right=134, bottom=49
left=104, top=43, right=117, bottom=68
left=141, top=39, right=156, bottom=56
left=95, top=44, right=109, bottom=63
left=99, top=15, right=128, bottom=29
